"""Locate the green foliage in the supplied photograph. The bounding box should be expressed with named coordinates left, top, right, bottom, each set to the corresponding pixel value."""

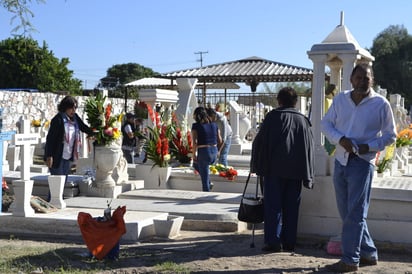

left=371, top=25, right=412, bottom=107
left=376, top=158, right=391, bottom=173
left=99, top=63, right=159, bottom=99
left=0, top=37, right=82, bottom=93
left=2, top=0, right=46, bottom=36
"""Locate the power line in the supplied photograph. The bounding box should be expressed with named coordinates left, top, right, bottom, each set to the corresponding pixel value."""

left=194, top=51, right=208, bottom=67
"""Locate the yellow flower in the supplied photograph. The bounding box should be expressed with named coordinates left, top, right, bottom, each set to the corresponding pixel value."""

left=43, top=120, right=50, bottom=130
left=384, top=143, right=395, bottom=160
left=31, top=119, right=41, bottom=127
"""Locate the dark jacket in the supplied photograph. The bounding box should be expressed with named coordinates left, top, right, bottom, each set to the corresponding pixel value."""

left=121, top=121, right=137, bottom=148
left=250, top=107, right=314, bottom=188
left=44, top=112, right=94, bottom=169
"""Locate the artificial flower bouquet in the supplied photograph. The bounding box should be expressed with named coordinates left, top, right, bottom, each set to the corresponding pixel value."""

left=139, top=102, right=171, bottom=168
left=85, top=93, right=122, bottom=146
left=209, top=164, right=238, bottom=181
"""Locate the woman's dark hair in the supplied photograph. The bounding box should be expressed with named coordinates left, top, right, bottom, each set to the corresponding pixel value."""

left=193, top=107, right=210, bottom=123
left=277, top=87, right=297, bottom=107
left=58, top=96, right=78, bottom=112
left=206, top=108, right=217, bottom=120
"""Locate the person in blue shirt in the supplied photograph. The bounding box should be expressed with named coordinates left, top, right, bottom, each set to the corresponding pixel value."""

left=207, top=106, right=233, bottom=166
left=321, top=64, right=397, bottom=273
left=191, top=107, right=222, bottom=191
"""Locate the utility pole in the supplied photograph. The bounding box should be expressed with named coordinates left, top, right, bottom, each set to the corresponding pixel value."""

left=194, top=51, right=208, bottom=106
left=194, top=51, right=208, bottom=67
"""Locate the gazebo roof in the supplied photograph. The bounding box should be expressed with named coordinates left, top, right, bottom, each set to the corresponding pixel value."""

left=125, top=77, right=240, bottom=90
left=160, top=56, right=314, bottom=84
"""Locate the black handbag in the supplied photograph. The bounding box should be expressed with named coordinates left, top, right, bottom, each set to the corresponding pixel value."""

left=237, top=173, right=264, bottom=224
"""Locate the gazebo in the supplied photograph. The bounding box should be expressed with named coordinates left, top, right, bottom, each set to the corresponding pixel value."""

left=160, top=56, right=315, bottom=104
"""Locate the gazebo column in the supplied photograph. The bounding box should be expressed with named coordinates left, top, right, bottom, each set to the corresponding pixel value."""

left=309, top=54, right=330, bottom=176
left=175, top=78, right=198, bottom=132
left=327, top=61, right=342, bottom=90
left=339, top=53, right=359, bottom=91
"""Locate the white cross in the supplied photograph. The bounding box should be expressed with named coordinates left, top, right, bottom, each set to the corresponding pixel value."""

left=13, top=120, right=39, bottom=181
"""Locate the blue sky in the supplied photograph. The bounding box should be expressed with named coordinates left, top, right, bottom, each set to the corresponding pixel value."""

left=1, top=1, right=411, bottom=90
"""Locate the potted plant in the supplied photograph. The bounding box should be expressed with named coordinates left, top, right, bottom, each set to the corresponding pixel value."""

left=84, top=93, right=123, bottom=189
left=170, top=113, right=193, bottom=165
left=84, top=92, right=122, bottom=147
left=137, top=102, right=172, bottom=188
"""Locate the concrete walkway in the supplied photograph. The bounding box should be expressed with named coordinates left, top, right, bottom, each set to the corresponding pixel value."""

left=0, top=189, right=248, bottom=243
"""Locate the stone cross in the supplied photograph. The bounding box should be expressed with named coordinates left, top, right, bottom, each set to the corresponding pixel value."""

left=13, top=120, right=39, bottom=181
left=11, top=119, right=39, bottom=217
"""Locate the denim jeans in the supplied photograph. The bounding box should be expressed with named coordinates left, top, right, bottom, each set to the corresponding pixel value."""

left=263, top=175, right=302, bottom=248
left=218, top=137, right=231, bottom=166
left=122, top=148, right=135, bottom=164
left=196, top=146, right=217, bottom=191
left=49, top=158, right=71, bottom=177
left=333, top=157, right=378, bottom=265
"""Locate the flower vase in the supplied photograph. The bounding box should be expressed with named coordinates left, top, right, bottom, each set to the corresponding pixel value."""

left=94, top=144, right=122, bottom=188
left=153, top=215, right=184, bottom=239
left=144, top=166, right=172, bottom=189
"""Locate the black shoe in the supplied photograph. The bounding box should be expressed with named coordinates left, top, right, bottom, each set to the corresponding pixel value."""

left=325, top=260, right=358, bottom=273
left=261, top=244, right=281, bottom=253
left=360, top=257, right=378, bottom=266
left=282, top=244, right=295, bottom=252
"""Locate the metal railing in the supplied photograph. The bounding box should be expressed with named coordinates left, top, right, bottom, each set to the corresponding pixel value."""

left=196, top=91, right=278, bottom=124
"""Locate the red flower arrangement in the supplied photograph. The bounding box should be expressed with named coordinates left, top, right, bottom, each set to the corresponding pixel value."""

left=210, top=164, right=238, bottom=181
left=220, top=167, right=238, bottom=181
left=170, top=112, right=193, bottom=164
left=85, top=93, right=122, bottom=146
left=140, top=102, right=171, bottom=167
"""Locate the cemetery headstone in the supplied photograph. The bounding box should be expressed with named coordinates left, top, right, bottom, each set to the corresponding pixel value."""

left=11, top=119, right=39, bottom=217
left=0, top=108, right=15, bottom=212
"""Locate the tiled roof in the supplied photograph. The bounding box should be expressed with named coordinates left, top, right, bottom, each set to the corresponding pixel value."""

left=161, top=56, right=313, bottom=83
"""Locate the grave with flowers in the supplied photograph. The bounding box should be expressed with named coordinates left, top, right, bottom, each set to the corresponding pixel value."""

left=130, top=88, right=179, bottom=189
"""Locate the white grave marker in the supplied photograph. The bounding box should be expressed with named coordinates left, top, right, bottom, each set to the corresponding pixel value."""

left=11, top=119, right=39, bottom=217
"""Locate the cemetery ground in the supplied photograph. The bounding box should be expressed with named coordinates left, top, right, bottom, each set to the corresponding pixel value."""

left=1, top=229, right=411, bottom=273
left=1, top=160, right=411, bottom=273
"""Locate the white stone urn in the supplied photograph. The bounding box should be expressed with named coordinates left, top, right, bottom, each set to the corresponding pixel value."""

left=94, top=144, right=122, bottom=188
left=144, top=166, right=172, bottom=189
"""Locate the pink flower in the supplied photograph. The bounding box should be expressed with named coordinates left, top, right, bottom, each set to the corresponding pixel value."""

left=104, top=128, right=113, bottom=137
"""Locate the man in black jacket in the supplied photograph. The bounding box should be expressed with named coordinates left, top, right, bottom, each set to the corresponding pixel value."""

left=121, top=113, right=137, bottom=163
left=251, top=87, right=314, bottom=253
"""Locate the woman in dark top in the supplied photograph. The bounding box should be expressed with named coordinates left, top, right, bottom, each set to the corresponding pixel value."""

left=44, top=96, right=95, bottom=177
left=191, top=107, right=222, bottom=191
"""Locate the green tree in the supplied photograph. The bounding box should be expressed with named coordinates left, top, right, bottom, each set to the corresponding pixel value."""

left=371, top=25, right=412, bottom=107
left=98, top=63, right=159, bottom=98
left=0, top=37, right=82, bottom=93
left=2, top=0, right=45, bottom=35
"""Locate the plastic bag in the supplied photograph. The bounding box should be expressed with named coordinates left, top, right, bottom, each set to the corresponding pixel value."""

left=77, top=206, right=126, bottom=259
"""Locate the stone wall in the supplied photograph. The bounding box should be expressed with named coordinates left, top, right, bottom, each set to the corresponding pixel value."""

left=0, top=91, right=136, bottom=132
